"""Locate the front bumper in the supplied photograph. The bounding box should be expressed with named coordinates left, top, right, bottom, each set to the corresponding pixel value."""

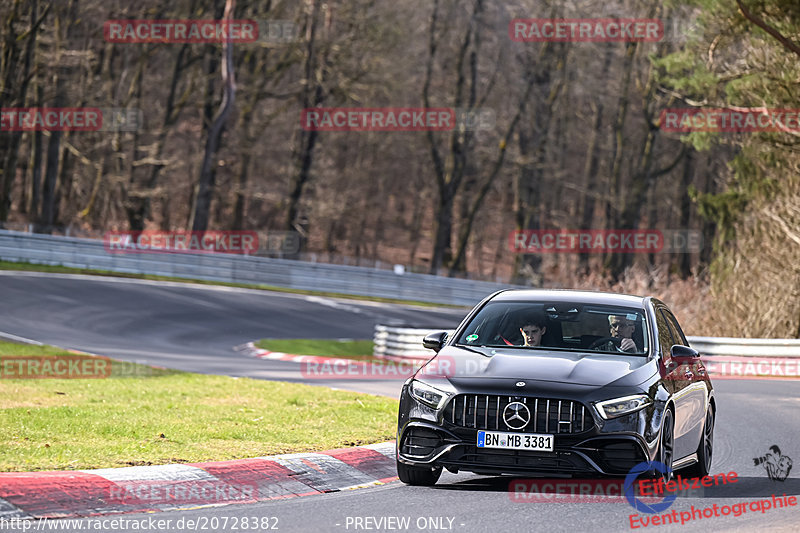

left=397, top=420, right=649, bottom=477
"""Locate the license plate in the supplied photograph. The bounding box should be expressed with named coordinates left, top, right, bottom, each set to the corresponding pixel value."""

left=477, top=431, right=554, bottom=451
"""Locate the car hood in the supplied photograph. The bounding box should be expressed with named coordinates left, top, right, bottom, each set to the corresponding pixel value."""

left=425, top=345, right=655, bottom=388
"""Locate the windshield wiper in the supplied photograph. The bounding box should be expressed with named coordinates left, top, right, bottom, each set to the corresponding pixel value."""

left=453, top=344, right=489, bottom=355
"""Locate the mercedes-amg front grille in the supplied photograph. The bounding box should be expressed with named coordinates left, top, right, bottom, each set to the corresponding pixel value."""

left=443, top=394, right=590, bottom=434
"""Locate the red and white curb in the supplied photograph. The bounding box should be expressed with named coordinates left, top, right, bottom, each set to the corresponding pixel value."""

left=236, top=342, right=427, bottom=366
left=235, top=343, right=354, bottom=365
left=0, top=442, right=397, bottom=519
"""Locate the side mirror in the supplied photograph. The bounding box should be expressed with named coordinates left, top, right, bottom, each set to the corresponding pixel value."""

left=423, top=331, right=449, bottom=353
left=670, top=344, right=700, bottom=363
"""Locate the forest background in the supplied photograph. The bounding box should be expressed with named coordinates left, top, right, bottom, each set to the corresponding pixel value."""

left=0, top=0, right=797, bottom=337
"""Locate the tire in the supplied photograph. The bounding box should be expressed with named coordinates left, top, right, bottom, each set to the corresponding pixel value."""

left=680, top=406, right=714, bottom=478
left=653, top=408, right=675, bottom=482
left=396, top=460, right=442, bottom=486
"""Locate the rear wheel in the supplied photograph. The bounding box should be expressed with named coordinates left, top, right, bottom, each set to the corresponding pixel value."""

left=681, top=407, right=714, bottom=477
left=396, top=460, right=442, bottom=486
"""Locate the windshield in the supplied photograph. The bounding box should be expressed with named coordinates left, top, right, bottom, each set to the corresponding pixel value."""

left=455, top=301, right=649, bottom=355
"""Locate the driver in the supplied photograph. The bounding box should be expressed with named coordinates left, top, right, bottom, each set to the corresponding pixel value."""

left=596, top=315, right=639, bottom=352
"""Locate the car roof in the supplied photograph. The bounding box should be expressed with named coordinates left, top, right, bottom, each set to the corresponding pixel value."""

left=489, top=289, right=648, bottom=308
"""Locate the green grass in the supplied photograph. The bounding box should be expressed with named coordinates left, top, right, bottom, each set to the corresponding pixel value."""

left=0, top=259, right=463, bottom=308
left=0, top=341, right=397, bottom=472
left=0, top=341, right=179, bottom=379
left=255, top=339, right=375, bottom=359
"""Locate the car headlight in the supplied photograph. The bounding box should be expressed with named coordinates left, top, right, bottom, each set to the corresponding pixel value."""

left=594, top=394, right=652, bottom=419
left=409, top=380, right=449, bottom=410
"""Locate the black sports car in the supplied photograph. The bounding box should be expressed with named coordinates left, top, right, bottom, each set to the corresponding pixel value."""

left=396, top=289, right=715, bottom=485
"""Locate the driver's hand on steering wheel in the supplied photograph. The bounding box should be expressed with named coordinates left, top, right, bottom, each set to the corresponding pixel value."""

left=619, top=338, right=636, bottom=352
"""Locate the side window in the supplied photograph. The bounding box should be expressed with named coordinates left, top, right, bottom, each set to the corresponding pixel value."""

left=662, top=310, right=688, bottom=346
left=655, top=309, right=676, bottom=357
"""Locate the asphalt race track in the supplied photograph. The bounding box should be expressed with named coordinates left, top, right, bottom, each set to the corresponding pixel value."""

left=0, top=271, right=466, bottom=397
left=1, top=271, right=798, bottom=532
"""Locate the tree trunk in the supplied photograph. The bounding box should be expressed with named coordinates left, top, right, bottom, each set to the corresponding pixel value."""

left=29, top=117, right=43, bottom=219
left=577, top=45, right=614, bottom=272
left=286, top=126, right=319, bottom=231
left=430, top=184, right=456, bottom=275
left=0, top=0, right=44, bottom=221
left=451, top=73, right=536, bottom=274
left=577, top=101, right=604, bottom=272
left=285, top=0, right=327, bottom=235
left=231, top=150, right=250, bottom=230
left=40, top=121, right=62, bottom=229
left=509, top=44, right=567, bottom=281
left=407, top=187, right=426, bottom=265
left=190, top=0, right=237, bottom=232
left=604, top=42, right=637, bottom=239
left=424, top=0, right=482, bottom=273
left=677, top=150, right=695, bottom=277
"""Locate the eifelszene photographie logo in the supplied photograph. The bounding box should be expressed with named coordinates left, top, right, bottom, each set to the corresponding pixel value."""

left=754, top=445, right=793, bottom=481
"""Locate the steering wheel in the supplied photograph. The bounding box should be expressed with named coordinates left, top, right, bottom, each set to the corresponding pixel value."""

left=588, top=336, right=623, bottom=351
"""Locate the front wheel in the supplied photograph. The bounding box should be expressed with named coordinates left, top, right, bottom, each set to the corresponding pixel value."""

left=654, top=409, right=675, bottom=482
left=397, top=460, right=442, bottom=486
left=681, top=407, right=714, bottom=478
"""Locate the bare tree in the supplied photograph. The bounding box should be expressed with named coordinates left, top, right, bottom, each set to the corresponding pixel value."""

left=189, top=0, right=237, bottom=232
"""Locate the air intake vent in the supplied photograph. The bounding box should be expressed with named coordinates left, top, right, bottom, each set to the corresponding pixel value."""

left=401, top=427, right=442, bottom=457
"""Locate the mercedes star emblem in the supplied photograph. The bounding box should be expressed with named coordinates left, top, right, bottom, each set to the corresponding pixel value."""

left=503, top=402, right=531, bottom=430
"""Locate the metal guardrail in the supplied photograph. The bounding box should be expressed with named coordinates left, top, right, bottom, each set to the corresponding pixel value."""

left=373, top=325, right=455, bottom=360
left=6, top=228, right=798, bottom=365
left=684, top=336, right=800, bottom=357
left=373, top=325, right=800, bottom=361
left=0, top=230, right=523, bottom=307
